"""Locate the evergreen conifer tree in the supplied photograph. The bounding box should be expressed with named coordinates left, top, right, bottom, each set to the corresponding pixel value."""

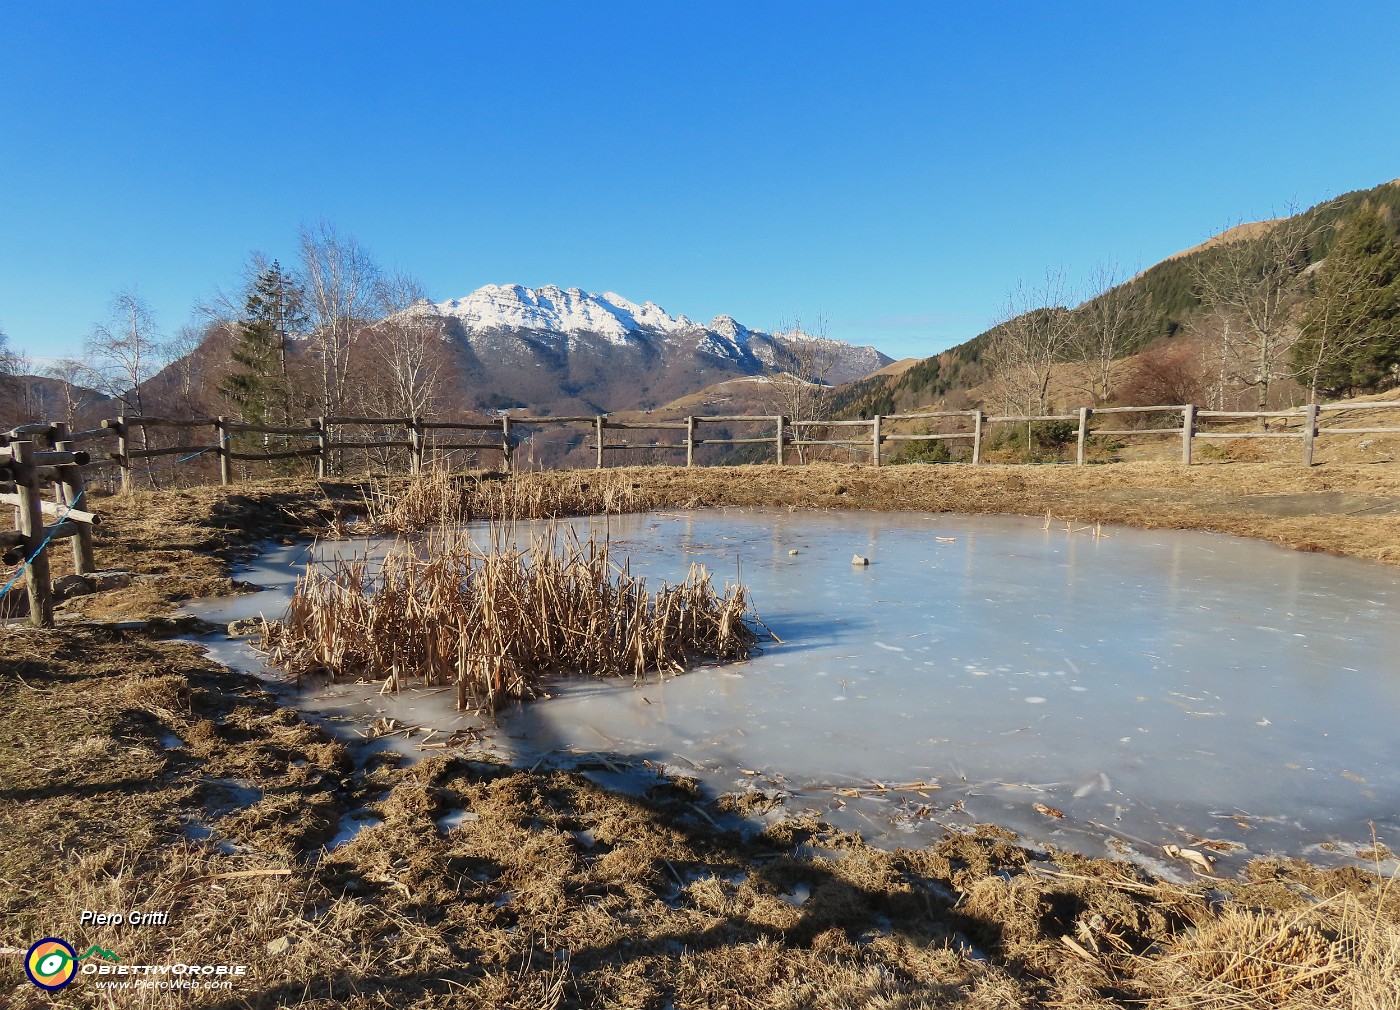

left=220, top=260, right=307, bottom=423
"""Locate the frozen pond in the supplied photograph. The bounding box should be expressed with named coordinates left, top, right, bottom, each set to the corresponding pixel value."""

left=185, top=508, right=1400, bottom=871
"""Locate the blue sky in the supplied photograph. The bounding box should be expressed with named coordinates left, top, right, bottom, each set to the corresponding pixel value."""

left=2, top=2, right=1398, bottom=365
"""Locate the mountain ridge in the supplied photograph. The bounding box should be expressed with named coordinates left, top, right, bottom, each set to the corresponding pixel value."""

left=416, top=283, right=893, bottom=416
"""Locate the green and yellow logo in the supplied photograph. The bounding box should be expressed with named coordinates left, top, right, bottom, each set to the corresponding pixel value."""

left=25, top=938, right=120, bottom=991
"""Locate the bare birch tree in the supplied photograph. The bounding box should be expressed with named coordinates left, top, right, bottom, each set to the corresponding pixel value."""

left=756, top=314, right=840, bottom=462
left=984, top=271, right=1078, bottom=416
left=0, top=326, right=18, bottom=376
left=85, top=290, right=163, bottom=416
left=298, top=221, right=380, bottom=417
left=1292, top=261, right=1378, bottom=402
left=160, top=323, right=211, bottom=415
left=1192, top=304, right=1241, bottom=409
left=367, top=273, right=451, bottom=419
left=0, top=327, right=38, bottom=424
left=1192, top=212, right=1316, bottom=409
left=1069, top=262, right=1151, bottom=405
left=1291, top=205, right=1400, bottom=400
left=85, top=291, right=166, bottom=486
left=44, top=357, right=101, bottom=424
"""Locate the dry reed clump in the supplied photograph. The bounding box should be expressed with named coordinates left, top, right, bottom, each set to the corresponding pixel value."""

left=1138, top=877, right=1400, bottom=1010
left=264, top=523, right=760, bottom=712
left=359, top=467, right=663, bottom=534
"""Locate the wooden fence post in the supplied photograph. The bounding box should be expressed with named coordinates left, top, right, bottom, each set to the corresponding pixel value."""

left=216, top=417, right=232, bottom=486
left=685, top=416, right=695, bottom=467
left=409, top=416, right=425, bottom=475
left=972, top=410, right=984, bottom=465
left=1076, top=407, right=1090, bottom=466
left=871, top=415, right=883, bottom=467
left=595, top=416, right=605, bottom=469
left=51, top=422, right=96, bottom=576
left=12, top=441, right=52, bottom=627
left=775, top=416, right=786, bottom=465
left=501, top=415, right=513, bottom=473
left=114, top=415, right=131, bottom=493
left=1302, top=403, right=1319, bottom=467
left=1181, top=404, right=1196, bottom=466
left=314, top=417, right=329, bottom=478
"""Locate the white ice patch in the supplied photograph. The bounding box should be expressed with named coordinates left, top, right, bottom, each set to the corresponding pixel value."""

left=437, top=809, right=481, bottom=832
left=330, top=809, right=383, bottom=849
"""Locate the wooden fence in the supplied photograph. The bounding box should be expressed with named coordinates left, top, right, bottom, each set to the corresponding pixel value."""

left=35, top=401, right=1400, bottom=487
left=1, top=423, right=99, bottom=627
left=4, top=400, right=1398, bottom=628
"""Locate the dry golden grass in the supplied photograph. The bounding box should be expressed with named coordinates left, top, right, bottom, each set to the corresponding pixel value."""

left=1140, top=878, right=1400, bottom=1010
left=266, top=523, right=759, bottom=711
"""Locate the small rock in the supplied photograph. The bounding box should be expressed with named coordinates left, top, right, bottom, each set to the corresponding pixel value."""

left=228, top=617, right=264, bottom=638
left=53, top=574, right=96, bottom=600
left=850, top=554, right=869, bottom=566
left=146, top=615, right=220, bottom=638
left=788, top=549, right=799, bottom=556
left=265, top=936, right=292, bottom=957
left=89, top=570, right=133, bottom=591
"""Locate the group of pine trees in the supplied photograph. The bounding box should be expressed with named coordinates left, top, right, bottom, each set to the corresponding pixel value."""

left=1292, top=204, right=1400, bottom=400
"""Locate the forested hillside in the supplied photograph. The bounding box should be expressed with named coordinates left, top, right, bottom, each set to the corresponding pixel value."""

left=834, top=178, right=1400, bottom=421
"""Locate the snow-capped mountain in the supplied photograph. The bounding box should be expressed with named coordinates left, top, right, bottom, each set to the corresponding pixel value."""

left=414, top=283, right=892, bottom=416
left=430, top=284, right=698, bottom=345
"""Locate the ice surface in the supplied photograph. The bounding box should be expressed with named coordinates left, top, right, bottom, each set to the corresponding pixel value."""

left=183, top=509, right=1400, bottom=865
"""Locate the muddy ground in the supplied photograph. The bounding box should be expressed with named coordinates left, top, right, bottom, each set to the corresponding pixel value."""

left=2, top=462, right=1397, bottom=1008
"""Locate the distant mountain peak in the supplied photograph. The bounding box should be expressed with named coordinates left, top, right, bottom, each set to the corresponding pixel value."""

left=427, top=283, right=697, bottom=345
left=708, top=314, right=752, bottom=342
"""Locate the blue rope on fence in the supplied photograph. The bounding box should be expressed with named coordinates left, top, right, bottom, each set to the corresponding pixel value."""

left=0, top=563, right=21, bottom=600
left=0, top=490, right=86, bottom=600
left=175, top=446, right=214, bottom=464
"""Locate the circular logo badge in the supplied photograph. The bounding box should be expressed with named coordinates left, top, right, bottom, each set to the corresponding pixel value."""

left=26, top=938, right=78, bottom=991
